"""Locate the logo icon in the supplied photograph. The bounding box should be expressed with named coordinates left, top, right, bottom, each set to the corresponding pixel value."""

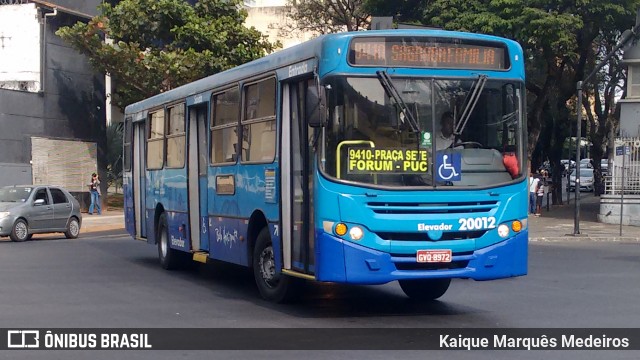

left=436, top=153, right=461, bottom=182
left=7, top=330, right=39, bottom=348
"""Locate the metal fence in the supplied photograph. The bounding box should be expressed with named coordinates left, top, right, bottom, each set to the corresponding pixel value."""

left=603, top=137, right=640, bottom=195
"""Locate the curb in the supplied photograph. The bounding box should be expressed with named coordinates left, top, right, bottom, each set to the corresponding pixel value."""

left=530, top=237, right=640, bottom=243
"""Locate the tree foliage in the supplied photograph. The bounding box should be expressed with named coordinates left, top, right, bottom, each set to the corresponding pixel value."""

left=419, top=0, right=639, bottom=202
left=56, top=0, right=278, bottom=109
left=284, top=0, right=371, bottom=36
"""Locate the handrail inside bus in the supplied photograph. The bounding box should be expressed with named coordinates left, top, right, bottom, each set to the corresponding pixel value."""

left=336, top=140, right=376, bottom=180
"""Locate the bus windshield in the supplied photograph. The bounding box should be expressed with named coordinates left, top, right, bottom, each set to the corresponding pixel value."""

left=322, top=76, right=524, bottom=188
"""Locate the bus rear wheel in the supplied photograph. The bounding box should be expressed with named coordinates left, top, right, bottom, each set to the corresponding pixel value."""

left=399, top=278, right=451, bottom=301
left=157, top=212, right=184, bottom=270
left=253, top=227, right=300, bottom=303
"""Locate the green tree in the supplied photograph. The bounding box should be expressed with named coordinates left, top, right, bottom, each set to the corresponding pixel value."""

left=283, top=0, right=371, bottom=36
left=57, top=0, right=278, bottom=110
left=419, top=0, right=639, bottom=203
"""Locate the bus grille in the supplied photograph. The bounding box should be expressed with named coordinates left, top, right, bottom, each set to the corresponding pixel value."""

left=375, top=230, right=486, bottom=241
left=394, top=260, right=470, bottom=271
left=366, top=201, right=498, bottom=215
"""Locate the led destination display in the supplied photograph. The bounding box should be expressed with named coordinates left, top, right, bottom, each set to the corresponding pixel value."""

left=349, top=37, right=508, bottom=70
left=347, top=148, right=428, bottom=174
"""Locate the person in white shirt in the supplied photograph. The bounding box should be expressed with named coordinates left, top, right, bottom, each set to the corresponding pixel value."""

left=528, top=171, right=540, bottom=214
left=436, top=112, right=459, bottom=151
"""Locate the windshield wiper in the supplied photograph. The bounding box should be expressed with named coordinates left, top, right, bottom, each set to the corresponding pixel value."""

left=455, top=74, right=487, bottom=136
left=376, top=70, right=420, bottom=133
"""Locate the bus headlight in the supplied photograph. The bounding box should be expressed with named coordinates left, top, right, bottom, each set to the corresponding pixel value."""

left=497, top=224, right=510, bottom=238
left=349, top=226, right=364, bottom=241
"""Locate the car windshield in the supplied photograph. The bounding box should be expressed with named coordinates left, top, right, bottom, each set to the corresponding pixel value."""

left=579, top=169, right=593, bottom=177
left=321, top=76, right=525, bottom=188
left=0, top=187, right=32, bottom=202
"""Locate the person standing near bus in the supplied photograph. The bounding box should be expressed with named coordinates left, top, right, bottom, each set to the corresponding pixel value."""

left=535, top=176, right=545, bottom=216
left=528, top=171, right=539, bottom=215
left=88, top=173, right=101, bottom=215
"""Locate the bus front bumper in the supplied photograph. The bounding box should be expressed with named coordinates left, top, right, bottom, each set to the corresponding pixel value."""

left=314, top=230, right=528, bottom=284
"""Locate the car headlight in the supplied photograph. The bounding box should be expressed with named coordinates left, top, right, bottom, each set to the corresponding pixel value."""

left=0, top=212, right=10, bottom=218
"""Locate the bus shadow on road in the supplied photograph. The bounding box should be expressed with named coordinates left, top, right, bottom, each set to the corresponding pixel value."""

left=132, top=254, right=479, bottom=319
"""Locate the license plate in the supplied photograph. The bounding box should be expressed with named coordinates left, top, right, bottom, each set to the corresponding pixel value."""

left=416, top=249, right=452, bottom=263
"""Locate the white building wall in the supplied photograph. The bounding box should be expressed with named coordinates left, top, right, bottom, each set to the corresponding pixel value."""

left=245, top=6, right=314, bottom=50
left=0, top=3, right=41, bottom=92
left=245, top=0, right=287, bottom=8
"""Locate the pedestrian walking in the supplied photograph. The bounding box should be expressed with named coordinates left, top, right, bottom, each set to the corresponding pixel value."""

left=528, top=171, right=539, bottom=215
left=88, top=173, right=101, bottom=215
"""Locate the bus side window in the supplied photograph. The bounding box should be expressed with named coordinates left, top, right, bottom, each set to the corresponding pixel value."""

left=242, top=78, right=276, bottom=163
left=211, top=87, right=240, bottom=164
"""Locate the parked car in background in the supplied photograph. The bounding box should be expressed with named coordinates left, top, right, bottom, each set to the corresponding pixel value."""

left=567, top=168, right=595, bottom=192
left=0, top=185, right=81, bottom=242
left=560, top=159, right=575, bottom=175
left=601, top=159, right=609, bottom=175
left=579, top=158, right=593, bottom=168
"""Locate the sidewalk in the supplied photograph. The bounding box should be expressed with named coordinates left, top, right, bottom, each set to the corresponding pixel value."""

left=528, top=194, right=640, bottom=242
left=77, top=198, right=640, bottom=241
left=81, top=210, right=125, bottom=234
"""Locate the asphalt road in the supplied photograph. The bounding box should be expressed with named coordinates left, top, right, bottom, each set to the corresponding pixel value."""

left=0, top=232, right=638, bottom=359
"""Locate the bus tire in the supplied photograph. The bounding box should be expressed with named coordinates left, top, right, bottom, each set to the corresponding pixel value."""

left=253, top=227, right=300, bottom=303
left=157, top=212, right=183, bottom=270
left=398, top=278, right=451, bottom=301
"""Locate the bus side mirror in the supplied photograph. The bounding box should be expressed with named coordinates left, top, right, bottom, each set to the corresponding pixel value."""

left=306, top=83, right=326, bottom=128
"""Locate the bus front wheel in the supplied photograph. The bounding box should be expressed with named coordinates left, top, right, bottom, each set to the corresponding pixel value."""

left=399, top=278, right=451, bottom=301
left=157, top=212, right=183, bottom=270
left=253, top=227, right=300, bottom=303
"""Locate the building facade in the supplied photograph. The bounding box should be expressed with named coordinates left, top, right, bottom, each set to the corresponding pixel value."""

left=0, top=0, right=106, bottom=208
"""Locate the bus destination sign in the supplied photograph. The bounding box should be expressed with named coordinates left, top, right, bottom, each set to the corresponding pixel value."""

left=349, top=37, right=508, bottom=70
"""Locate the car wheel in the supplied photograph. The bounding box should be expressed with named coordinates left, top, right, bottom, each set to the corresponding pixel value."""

left=10, top=219, right=32, bottom=242
left=399, top=278, right=451, bottom=301
left=253, top=227, right=301, bottom=303
left=64, top=217, right=80, bottom=239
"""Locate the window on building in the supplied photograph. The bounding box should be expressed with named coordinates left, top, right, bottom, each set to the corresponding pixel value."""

left=630, top=65, right=640, bottom=98
left=241, top=78, right=276, bottom=163
left=166, top=103, right=186, bottom=168
left=211, top=87, right=240, bottom=164
left=147, top=109, right=165, bottom=170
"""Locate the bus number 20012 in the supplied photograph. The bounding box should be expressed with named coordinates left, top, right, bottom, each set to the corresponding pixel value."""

left=458, top=216, right=496, bottom=231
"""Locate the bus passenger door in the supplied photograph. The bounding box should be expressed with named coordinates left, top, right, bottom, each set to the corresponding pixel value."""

left=187, top=105, right=209, bottom=252
left=282, top=80, right=315, bottom=275
left=133, top=121, right=147, bottom=238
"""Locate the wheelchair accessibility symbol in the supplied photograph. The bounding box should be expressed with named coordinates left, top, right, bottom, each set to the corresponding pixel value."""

left=436, top=153, right=462, bottom=182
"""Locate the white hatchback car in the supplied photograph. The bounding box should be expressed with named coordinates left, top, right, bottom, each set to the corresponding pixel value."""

left=567, top=168, right=594, bottom=192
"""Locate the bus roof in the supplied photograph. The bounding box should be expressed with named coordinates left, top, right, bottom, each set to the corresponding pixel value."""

left=124, top=29, right=522, bottom=115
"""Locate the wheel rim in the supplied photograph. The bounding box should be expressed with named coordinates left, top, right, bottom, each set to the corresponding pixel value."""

left=15, top=221, right=28, bottom=240
left=69, top=219, right=79, bottom=237
left=258, top=245, right=277, bottom=288
left=160, top=229, right=168, bottom=258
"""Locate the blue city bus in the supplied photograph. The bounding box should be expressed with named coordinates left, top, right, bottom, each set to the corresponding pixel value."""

left=123, top=29, right=528, bottom=302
